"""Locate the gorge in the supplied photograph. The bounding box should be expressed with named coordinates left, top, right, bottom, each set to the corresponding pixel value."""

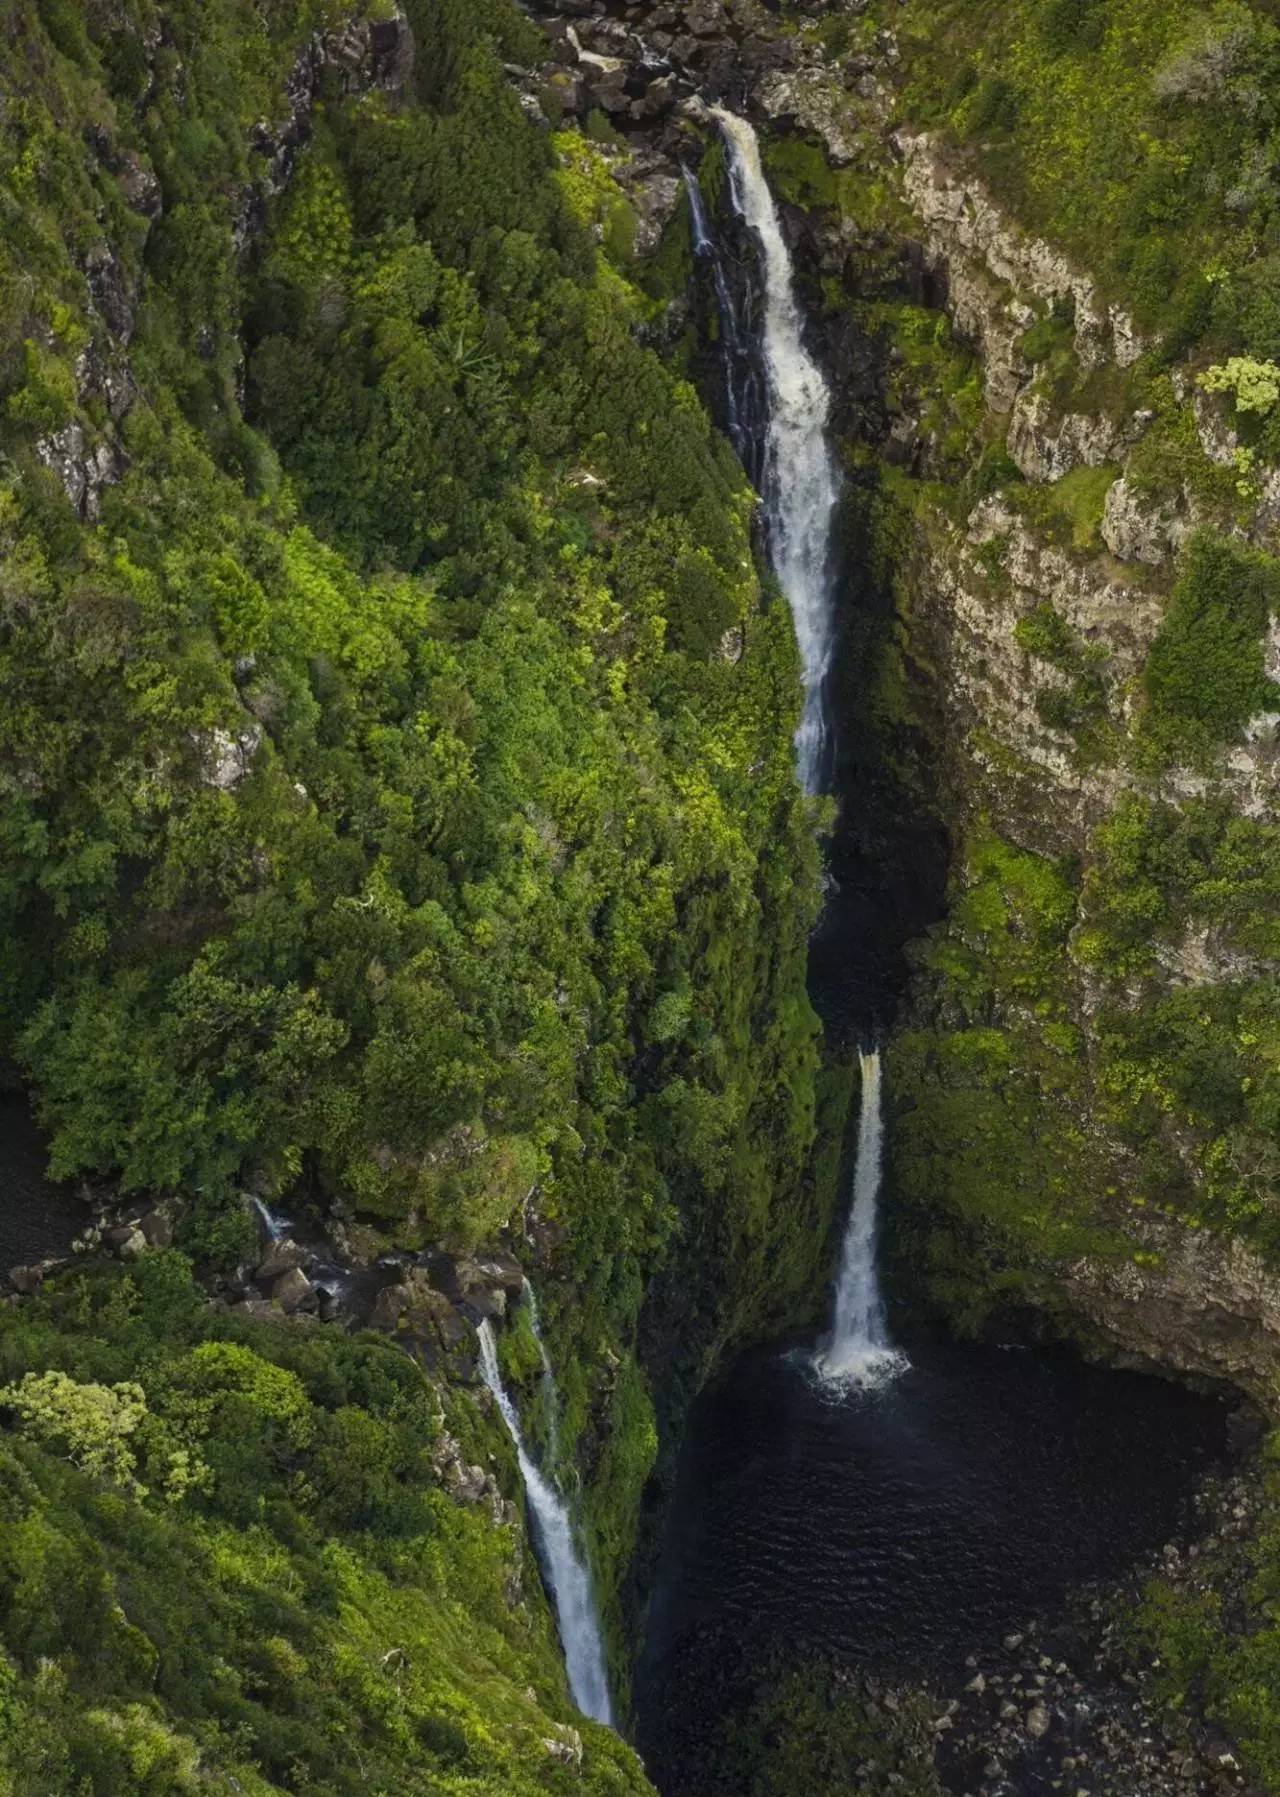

left=3, top=2, right=1280, bottom=1795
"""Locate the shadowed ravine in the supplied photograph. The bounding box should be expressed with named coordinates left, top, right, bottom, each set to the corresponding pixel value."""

left=633, top=112, right=1237, bottom=1797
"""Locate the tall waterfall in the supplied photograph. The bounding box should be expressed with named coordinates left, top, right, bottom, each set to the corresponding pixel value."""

left=713, top=109, right=840, bottom=794
left=476, top=1317, right=614, bottom=1725
left=819, top=1050, right=905, bottom=1385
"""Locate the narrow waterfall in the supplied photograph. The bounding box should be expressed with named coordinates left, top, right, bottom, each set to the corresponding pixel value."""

left=819, top=1050, right=905, bottom=1385
left=251, top=1196, right=286, bottom=1242
left=712, top=109, right=841, bottom=794
left=682, top=163, right=755, bottom=470
left=476, top=1318, right=614, bottom=1726
left=522, top=1278, right=561, bottom=1469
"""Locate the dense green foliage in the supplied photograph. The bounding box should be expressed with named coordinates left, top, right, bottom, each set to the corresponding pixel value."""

left=889, top=0, right=1280, bottom=352
left=1133, top=1441, right=1280, bottom=1790
left=661, top=1652, right=941, bottom=1797
left=0, top=1255, right=647, bottom=1795
left=890, top=827, right=1125, bottom=1323
left=1140, top=532, right=1280, bottom=766
left=0, top=0, right=837, bottom=1780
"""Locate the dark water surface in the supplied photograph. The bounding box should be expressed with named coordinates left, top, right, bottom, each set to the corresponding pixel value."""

left=636, top=1338, right=1232, bottom=1792
left=0, top=1095, right=89, bottom=1268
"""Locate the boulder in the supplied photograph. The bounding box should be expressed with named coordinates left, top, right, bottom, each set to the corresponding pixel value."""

left=237, top=1296, right=284, bottom=1322
left=453, top=1253, right=525, bottom=1297
left=256, top=1237, right=304, bottom=1282
left=272, top=1267, right=315, bottom=1313
left=371, top=1280, right=413, bottom=1330
left=7, top=1265, right=44, bottom=1295
left=137, top=1208, right=174, bottom=1249
left=316, top=1284, right=344, bottom=1323
left=542, top=1727, right=584, bottom=1769
left=1101, top=475, right=1189, bottom=566
left=114, top=1227, right=148, bottom=1260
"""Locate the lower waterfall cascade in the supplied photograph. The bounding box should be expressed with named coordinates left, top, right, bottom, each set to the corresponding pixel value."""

left=476, top=1314, right=614, bottom=1727
left=817, top=1049, right=906, bottom=1386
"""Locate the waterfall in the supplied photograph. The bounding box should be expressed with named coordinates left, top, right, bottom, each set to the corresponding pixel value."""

left=476, top=1318, right=614, bottom=1726
left=522, top=1278, right=561, bottom=1469
left=712, top=109, right=840, bottom=795
left=818, top=1050, right=906, bottom=1386
left=251, top=1196, right=286, bottom=1242
left=682, top=163, right=756, bottom=470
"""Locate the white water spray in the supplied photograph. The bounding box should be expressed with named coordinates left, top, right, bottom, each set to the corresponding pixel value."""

left=476, top=1318, right=614, bottom=1725
left=819, top=1051, right=906, bottom=1387
left=713, top=109, right=840, bottom=794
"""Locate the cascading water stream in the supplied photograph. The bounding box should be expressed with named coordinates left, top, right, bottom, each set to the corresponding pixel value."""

left=476, top=1316, right=614, bottom=1726
left=818, top=1049, right=905, bottom=1386
left=712, top=109, right=841, bottom=795
left=682, top=163, right=754, bottom=468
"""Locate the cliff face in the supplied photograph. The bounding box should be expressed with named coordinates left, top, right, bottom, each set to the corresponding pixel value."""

left=871, top=120, right=1280, bottom=1404
left=682, top=0, right=1280, bottom=1415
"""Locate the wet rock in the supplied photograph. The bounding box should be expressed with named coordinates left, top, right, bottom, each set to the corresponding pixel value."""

left=316, top=1284, right=344, bottom=1323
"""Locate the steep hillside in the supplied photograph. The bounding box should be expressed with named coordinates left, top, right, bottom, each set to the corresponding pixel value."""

left=0, top=0, right=839, bottom=1787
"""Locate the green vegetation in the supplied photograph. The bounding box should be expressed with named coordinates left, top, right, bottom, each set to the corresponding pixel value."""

left=890, top=827, right=1122, bottom=1326
left=1140, top=532, right=1280, bottom=767
left=0, top=1254, right=647, bottom=1795
left=892, top=0, right=1280, bottom=351
left=0, top=0, right=839, bottom=1779
left=1133, top=1444, right=1280, bottom=1790
left=672, top=1653, right=942, bottom=1797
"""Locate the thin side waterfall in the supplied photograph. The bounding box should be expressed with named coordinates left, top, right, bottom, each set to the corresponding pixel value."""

left=682, top=163, right=752, bottom=465
left=522, top=1278, right=561, bottom=1469
left=712, top=108, right=841, bottom=794
left=251, top=1196, right=286, bottom=1242
left=818, top=1050, right=906, bottom=1386
left=476, top=1318, right=614, bottom=1726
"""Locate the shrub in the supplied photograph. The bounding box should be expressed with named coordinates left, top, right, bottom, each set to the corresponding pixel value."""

left=1039, top=0, right=1107, bottom=54
left=1142, top=532, right=1280, bottom=765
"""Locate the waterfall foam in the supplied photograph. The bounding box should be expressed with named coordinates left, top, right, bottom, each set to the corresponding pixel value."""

left=476, top=1316, right=614, bottom=1725
left=713, top=109, right=840, bottom=794
left=818, top=1050, right=906, bottom=1388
